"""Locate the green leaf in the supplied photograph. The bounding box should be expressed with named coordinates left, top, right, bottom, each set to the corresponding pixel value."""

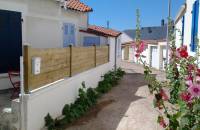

left=193, top=104, right=200, bottom=112
left=191, top=125, right=200, bottom=130
left=180, top=117, right=189, bottom=128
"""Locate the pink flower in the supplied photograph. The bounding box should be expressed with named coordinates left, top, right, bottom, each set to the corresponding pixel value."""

left=197, top=69, right=200, bottom=76
left=135, top=41, right=146, bottom=58
left=138, top=41, right=145, bottom=53
left=158, top=116, right=167, bottom=128
left=188, top=84, right=200, bottom=97
left=177, top=45, right=188, bottom=58
left=187, top=64, right=195, bottom=73
left=186, top=80, right=193, bottom=87
left=160, top=89, right=169, bottom=101
left=135, top=53, right=140, bottom=58
left=180, top=92, right=192, bottom=102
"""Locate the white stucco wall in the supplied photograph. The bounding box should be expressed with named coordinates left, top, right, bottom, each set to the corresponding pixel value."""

left=120, top=32, right=133, bottom=44
left=16, top=38, right=116, bottom=130
left=0, top=0, right=89, bottom=90
left=183, top=0, right=200, bottom=56
left=175, top=18, right=184, bottom=48
left=0, top=0, right=88, bottom=48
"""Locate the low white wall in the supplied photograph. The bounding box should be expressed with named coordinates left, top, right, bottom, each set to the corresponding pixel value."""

left=22, top=39, right=115, bottom=130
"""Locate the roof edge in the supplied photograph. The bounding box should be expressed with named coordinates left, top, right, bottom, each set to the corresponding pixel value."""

left=175, top=3, right=187, bottom=24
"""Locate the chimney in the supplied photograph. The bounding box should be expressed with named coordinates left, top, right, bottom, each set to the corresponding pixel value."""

left=107, top=21, right=110, bottom=29
left=161, top=19, right=165, bottom=26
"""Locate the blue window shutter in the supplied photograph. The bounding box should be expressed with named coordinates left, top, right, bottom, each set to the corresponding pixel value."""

left=191, top=0, right=199, bottom=52
left=195, top=0, right=199, bottom=51
left=63, top=23, right=75, bottom=47
left=69, top=24, right=75, bottom=45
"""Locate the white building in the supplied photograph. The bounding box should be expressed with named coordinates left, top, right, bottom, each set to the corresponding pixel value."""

left=121, top=22, right=167, bottom=70
left=175, top=0, right=199, bottom=56
left=0, top=1, right=122, bottom=130
left=0, top=0, right=121, bottom=90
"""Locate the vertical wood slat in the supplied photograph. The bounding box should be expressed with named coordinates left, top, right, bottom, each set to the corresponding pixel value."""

left=107, top=44, right=110, bottom=62
left=94, top=44, right=97, bottom=67
left=69, top=45, right=72, bottom=77
left=24, top=45, right=31, bottom=93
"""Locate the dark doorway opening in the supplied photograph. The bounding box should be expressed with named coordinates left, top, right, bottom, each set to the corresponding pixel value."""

left=0, top=9, right=22, bottom=73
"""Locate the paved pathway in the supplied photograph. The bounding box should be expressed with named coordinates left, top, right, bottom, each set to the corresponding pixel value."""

left=0, top=91, right=11, bottom=115
left=66, top=62, right=165, bottom=130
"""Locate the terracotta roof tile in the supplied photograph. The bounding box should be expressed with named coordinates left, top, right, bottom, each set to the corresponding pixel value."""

left=65, top=0, right=92, bottom=12
left=86, top=25, right=121, bottom=37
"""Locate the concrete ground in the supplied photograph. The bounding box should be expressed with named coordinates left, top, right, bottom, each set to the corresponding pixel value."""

left=66, top=62, right=165, bottom=130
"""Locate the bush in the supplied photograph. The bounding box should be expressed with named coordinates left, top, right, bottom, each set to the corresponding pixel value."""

left=44, top=68, right=125, bottom=130
left=44, top=113, right=55, bottom=130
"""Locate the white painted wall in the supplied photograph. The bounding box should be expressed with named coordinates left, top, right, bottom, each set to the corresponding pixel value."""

left=0, top=0, right=89, bottom=90
left=182, top=0, right=200, bottom=56
left=175, top=18, right=184, bottom=48
left=147, top=42, right=167, bottom=70
left=128, top=47, right=135, bottom=62
left=0, top=0, right=88, bottom=48
left=12, top=39, right=116, bottom=130
left=120, top=32, right=133, bottom=43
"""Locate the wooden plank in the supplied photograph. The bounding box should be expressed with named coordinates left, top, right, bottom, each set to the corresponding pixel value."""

left=96, top=45, right=109, bottom=66
left=71, top=47, right=95, bottom=75
left=24, top=45, right=31, bottom=93
left=24, top=45, right=109, bottom=91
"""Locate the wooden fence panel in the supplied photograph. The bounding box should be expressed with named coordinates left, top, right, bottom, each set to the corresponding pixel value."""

left=71, top=47, right=95, bottom=75
left=24, top=45, right=109, bottom=92
left=25, top=47, right=70, bottom=91
left=96, top=46, right=109, bottom=66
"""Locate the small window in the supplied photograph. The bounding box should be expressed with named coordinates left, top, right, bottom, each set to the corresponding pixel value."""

left=64, top=25, right=68, bottom=35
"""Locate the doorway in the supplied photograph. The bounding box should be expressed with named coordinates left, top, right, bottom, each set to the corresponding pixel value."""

left=0, top=9, right=22, bottom=91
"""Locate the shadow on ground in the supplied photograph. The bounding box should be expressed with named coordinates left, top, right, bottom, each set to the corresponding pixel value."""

left=65, top=73, right=153, bottom=130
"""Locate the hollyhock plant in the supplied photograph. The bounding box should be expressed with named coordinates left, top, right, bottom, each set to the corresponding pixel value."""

left=158, top=116, right=167, bottom=128
left=180, top=92, right=192, bottom=102
left=177, top=45, right=188, bottom=58
left=188, top=84, right=200, bottom=98
left=134, top=41, right=146, bottom=58
left=134, top=9, right=200, bottom=129
left=186, top=79, right=193, bottom=87
left=160, top=89, right=169, bottom=101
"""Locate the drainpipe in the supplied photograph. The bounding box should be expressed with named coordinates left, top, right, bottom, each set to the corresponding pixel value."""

left=114, top=37, right=117, bottom=71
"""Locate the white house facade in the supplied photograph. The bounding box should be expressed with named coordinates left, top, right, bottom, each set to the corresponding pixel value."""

left=175, top=0, right=200, bottom=56
left=121, top=23, right=167, bottom=70
left=0, top=0, right=122, bottom=90
left=0, top=1, right=122, bottom=130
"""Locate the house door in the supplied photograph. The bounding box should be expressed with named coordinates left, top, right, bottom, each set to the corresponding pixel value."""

left=63, top=23, right=75, bottom=47
left=150, top=46, right=158, bottom=68
left=0, top=10, right=22, bottom=73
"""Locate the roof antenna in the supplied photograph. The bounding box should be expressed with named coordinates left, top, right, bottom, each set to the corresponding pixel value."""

left=107, top=21, right=110, bottom=29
